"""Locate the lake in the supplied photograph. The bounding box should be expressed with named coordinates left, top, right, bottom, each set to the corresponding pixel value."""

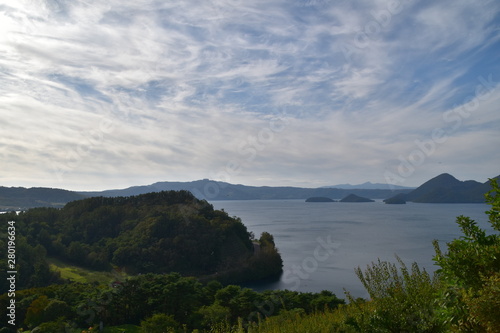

left=211, top=199, right=491, bottom=298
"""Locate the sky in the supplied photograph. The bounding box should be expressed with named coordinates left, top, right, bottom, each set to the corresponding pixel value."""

left=0, top=0, right=499, bottom=191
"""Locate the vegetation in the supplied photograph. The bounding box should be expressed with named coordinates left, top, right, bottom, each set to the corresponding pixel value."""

left=0, top=273, right=344, bottom=331
left=0, top=186, right=86, bottom=210
left=243, top=178, right=499, bottom=333
left=405, top=173, right=496, bottom=203
left=383, top=193, right=407, bottom=204
left=0, top=190, right=283, bottom=291
left=1, top=180, right=498, bottom=332
left=339, top=194, right=374, bottom=203
left=305, top=197, right=335, bottom=202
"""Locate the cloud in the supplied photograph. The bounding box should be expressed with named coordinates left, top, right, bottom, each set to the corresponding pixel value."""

left=0, top=0, right=499, bottom=190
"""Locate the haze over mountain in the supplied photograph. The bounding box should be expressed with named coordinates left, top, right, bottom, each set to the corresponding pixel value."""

left=1, top=173, right=497, bottom=210
left=382, top=173, right=499, bottom=204
left=321, top=182, right=415, bottom=190
left=404, top=173, right=497, bottom=203
left=81, top=179, right=410, bottom=202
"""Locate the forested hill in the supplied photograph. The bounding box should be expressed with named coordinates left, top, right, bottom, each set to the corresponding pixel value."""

left=396, top=173, right=498, bottom=203
left=0, top=186, right=85, bottom=210
left=0, top=190, right=283, bottom=290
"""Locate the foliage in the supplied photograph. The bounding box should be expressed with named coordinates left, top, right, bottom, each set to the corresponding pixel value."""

left=140, top=313, right=180, bottom=333
left=0, top=271, right=346, bottom=331
left=198, top=304, right=231, bottom=327
left=0, top=190, right=283, bottom=290
left=351, top=257, right=444, bottom=332
left=433, top=178, right=500, bottom=331
left=463, top=272, right=500, bottom=332
left=2, top=180, right=499, bottom=332
left=229, top=178, right=500, bottom=333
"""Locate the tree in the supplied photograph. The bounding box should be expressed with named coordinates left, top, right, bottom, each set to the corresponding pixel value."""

left=198, top=304, right=231, bottom=328
left=433, top=178, right=500, bottom=331
left=140, top=313, right=179, bottom=333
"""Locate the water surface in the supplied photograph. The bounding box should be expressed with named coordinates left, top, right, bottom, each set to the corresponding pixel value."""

left=211, top=199, right=490, bottom=298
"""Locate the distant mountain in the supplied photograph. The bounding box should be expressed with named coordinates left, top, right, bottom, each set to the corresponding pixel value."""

left=0, top=186, right=86, bottom=211
left=81, top=179, right=411, bottom=201
left=322, top=182, right=415, bottom=190
left=386, top=173, right=498, bottom=203
left=1, top=173, right=495, bottom=210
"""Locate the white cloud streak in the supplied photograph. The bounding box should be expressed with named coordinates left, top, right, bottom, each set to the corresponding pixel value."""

left=0, top=0, right=499, bottom=190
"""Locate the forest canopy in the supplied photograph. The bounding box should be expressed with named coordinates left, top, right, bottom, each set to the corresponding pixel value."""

left=0, top=190, right=283, bottom=291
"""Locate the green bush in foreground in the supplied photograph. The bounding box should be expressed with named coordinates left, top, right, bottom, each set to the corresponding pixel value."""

left=433, top=178, right=500, bottom=332
left=351, top=257, right=445, bottom=332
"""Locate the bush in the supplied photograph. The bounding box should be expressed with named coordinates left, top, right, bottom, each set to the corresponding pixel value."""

left=433, top=178, right=500, bottom=331
left=352, top=256, right=445, bottom=332
left=140, top=313, right=179, bottom=333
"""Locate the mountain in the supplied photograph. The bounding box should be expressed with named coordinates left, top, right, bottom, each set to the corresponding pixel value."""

left=1, top=173, right=496, bottom=210
left=0, top=186, right=86, bottom=210
left=386, top=173, right=498, bottom=203
left=321, top=182, right=415, bottom=190
left=81, top=179, right=411, bottom=201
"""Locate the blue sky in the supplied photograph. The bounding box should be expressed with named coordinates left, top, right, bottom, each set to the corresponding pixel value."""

left=0, top=0, right=499, bottom=190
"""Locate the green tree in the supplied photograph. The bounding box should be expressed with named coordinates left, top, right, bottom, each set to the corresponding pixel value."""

left=198, top=304, right=231, bottom=327
left=140, top=313, right=179, bottom=333
left=433, top=178, right=500, bottom=331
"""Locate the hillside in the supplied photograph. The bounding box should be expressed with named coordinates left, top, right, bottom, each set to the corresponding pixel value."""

left=0, top=190, right=283, bottom=290
left=0, top=186, right=86, bottom=210
left=340, top=194, right=375, bottom=202
left=405, top=173, right=497, bottom=203
left=81, top=179, right=411, bottom=201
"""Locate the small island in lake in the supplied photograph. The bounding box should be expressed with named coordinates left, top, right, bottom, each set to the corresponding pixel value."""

left=305, top=196, right=336, bottom=202
left=384, top=193, right=407, bottom=204
left=340, top=194, right=375, bottom=202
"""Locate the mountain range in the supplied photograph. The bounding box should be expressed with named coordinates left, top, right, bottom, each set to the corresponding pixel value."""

left=0, top=173, right=497, bottom=210
left=321, top=182, right=414, bottom=190
left=80, top=179, right=411, bottom=202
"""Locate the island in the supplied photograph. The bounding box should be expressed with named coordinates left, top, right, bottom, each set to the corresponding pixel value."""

left=383, top=193, right=407, bottom=204
left=340, top=194, right=375, bottom=202
left=305, top=197, right=336, bottom=202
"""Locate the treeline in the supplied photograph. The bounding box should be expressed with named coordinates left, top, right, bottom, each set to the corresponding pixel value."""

left=2, top=182, right=499, bottom=332
left=0, top=190, right=283, bottom=292
left=0, top=272, right=344, bottom=332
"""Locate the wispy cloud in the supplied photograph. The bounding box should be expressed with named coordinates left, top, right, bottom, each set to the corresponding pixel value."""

left=0, top=0, right=499, bottom=190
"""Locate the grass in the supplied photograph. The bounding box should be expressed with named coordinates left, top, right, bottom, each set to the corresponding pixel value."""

left=48, top=257, right=128, bottom=284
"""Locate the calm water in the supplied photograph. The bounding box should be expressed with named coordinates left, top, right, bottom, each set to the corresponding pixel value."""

left=211, top=200, right=491, bottom=298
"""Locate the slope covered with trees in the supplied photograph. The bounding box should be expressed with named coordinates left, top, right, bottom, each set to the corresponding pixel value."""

left=403, top=173, right=496, bottom=203
left=0, top=186, right=86, bottom=210
left=0, top=190, right=283, bottom=292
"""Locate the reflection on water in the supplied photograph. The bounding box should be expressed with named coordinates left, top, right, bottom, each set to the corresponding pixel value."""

left=212, top=199, right=490, bottom=298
